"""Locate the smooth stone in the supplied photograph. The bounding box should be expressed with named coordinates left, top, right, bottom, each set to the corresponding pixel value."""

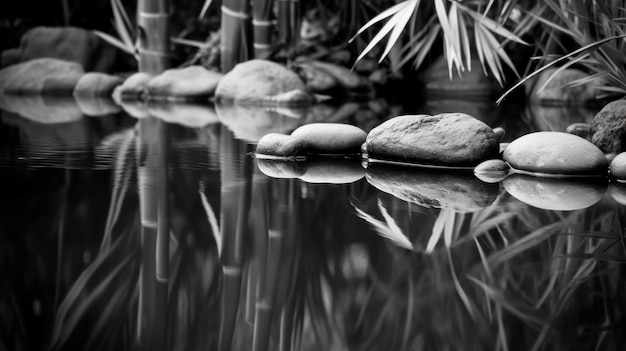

left=590, top=98, right=626, bottom=154
left=215, top=59, right=306, bottom=103
left=526, top=67, right=598, bottom=105
left=289, top=123, right=366, bottom=156
left=117, top=72, right=154, bottom=98
left=503, top=174, right=606, bottom=211
left=147, top=66, right=223, bottom=99
left=493, top=127, right=506, bottom=142
left=425, top=98, right=501, bottom=127
left=503, top=132, right=608, bottom=175
left=474, top=159, right=510, bottom=183
left=17, top=26, right=118, bottom=73
left=255, top=133, right=296, bottom=157
left=257, top=158, right=364, bottom=184
left=565, top=122, right=591, bottom=139
left=148, top=101, right=219, bottom=128
left=255, top=123, right=366, bottom=158
left=366, top=164, right=499, bottom=212
left=73, top=72, right=123, bottom=97
left=0, top=58, right=84, bottom=94
left=609, top=152, right=626, bottom=181
left=366, top=113, right=499, bottom=166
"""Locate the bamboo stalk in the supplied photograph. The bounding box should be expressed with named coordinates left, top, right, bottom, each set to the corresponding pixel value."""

left=253, top=0, right=274, bottom=58
left=137, top=0, right=171, bottom=74
left=221, top=0, right=253, bottom=71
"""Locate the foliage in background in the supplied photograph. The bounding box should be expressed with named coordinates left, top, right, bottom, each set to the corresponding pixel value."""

left=352, top=0, right=531, bottom=86
left=498, top=0, right=626, bottom=103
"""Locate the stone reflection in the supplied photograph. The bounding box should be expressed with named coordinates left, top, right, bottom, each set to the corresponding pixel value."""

left=366, top=163, right=499, bottom=212
left=503, top=174, right=607, bottom=211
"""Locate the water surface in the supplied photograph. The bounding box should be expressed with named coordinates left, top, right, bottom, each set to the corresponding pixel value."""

left=1, top=97, right=625, bottom=351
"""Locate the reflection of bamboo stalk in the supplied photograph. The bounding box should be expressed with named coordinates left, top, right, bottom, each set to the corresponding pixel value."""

left=218, top=125, right=254, bottom=350
left=137, top=118, right=170, bottom=351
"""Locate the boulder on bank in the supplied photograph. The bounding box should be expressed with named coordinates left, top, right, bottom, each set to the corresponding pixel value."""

left=147, top=66, right=223, bottom=99
left=526, top=68, right=598, bottom=105
left=215, top=59, right=311, bottom=104
left=12, top=26, right=119, bottom=73
left=366, top=164, right=499, bottom=212
left=256, top=123, right=366, bottom=158
left=502, top=132, right=608, bottom=175
left=365, top=113, right=499, bottom=166
left=0, top=58, right=84, bottom=94
left=590, top=98, right=626, bottom=154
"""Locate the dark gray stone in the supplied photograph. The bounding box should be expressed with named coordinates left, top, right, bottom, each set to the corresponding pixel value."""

left=590, top=98, right=626, bottom=154
left=18, top=26, right=118, bottom=73
left=503, top=131, right=608, bottom=175
left=365, top=113, right=499, bottom=166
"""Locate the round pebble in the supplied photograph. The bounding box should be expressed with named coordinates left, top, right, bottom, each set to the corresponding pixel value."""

left=503, top=132, right=608, bottom=175
left=610, top=152, right=626, bottom=181
left=474, top=159, right=510, bottom=183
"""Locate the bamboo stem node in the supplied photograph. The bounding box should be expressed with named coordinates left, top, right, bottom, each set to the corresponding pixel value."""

left=222, top=5, right=251, bottom=19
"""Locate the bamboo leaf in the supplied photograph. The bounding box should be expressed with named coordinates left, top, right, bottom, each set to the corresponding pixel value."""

left=354, top=13, right=401, bottom=64
left=352, top=0, right=413, bottom=39
left=93, top=30, right=134, bottom=54
left=458, top=2, right=529, bottom=45
left=199, top=0, right=214, bottom=19
left=379, top=0, right=419, bottom=62
left=353, top=201, right=414, bottom=250
left=377, top=199, right=414, bottom=249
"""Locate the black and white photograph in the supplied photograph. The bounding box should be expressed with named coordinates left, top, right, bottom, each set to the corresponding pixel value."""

left=1, top=0, right=626, bottom=350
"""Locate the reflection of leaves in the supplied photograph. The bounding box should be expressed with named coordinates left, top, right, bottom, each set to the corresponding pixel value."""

left=352, top=199, right=413, bottom=250
left=51, top=219, right=140, bottom=350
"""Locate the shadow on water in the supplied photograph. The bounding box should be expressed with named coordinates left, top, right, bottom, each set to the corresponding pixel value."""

left=0, top=96, right=625, bottom=350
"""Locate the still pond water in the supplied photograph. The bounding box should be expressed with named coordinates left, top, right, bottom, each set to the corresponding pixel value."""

left=1, top=95, right=625, bottom=351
